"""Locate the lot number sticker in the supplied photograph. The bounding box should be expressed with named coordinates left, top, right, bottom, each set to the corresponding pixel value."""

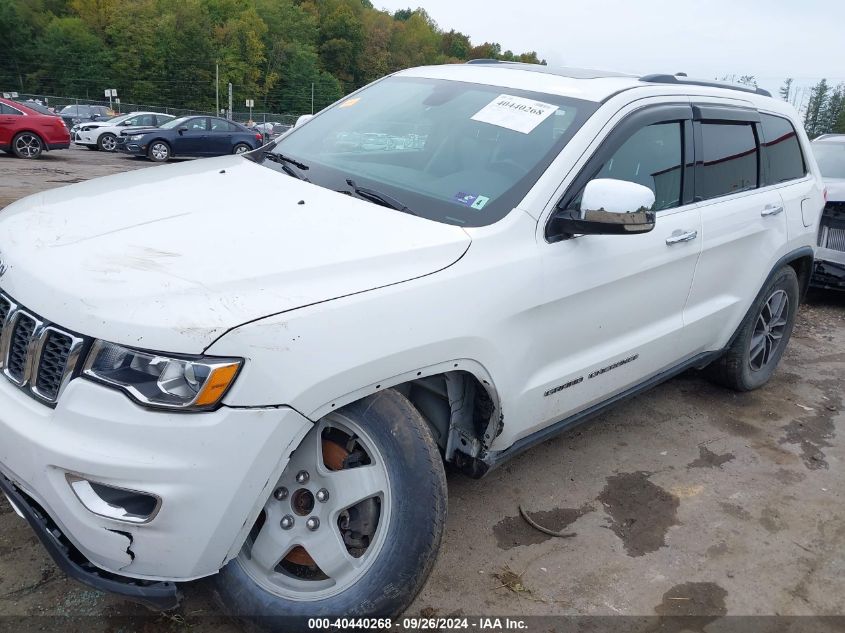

left=471, top=94, right=558, bottom=134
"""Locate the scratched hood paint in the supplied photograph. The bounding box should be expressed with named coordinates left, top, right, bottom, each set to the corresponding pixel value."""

left=0, top=156, right=470, bottom=353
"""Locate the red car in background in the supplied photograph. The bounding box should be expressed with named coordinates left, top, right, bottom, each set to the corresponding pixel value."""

left=0, top=97, right=70, bottom=159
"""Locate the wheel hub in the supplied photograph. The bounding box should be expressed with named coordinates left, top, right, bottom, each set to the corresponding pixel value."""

left=239, top=415, right=391, bottom=600
left=291, top=488, right=315, bottom=516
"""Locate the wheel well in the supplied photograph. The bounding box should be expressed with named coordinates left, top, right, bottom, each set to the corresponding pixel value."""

left=390, top=371, right=500, bottom=465
left=786, top=254, right=813, bottom=298
left=13, top=130, right=44, bottom=141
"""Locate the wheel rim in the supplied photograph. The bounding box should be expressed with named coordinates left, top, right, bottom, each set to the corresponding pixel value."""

left=15, top=134, right=41, bottom=158
left=151, top=143, right=168, bottom=160
left=234, top=144, right=249, bottom=154
left=238, top=413, right=391, bottom=601
left=749, top=289, right=789, bottom=372
left=101, top=135, right=116, bottom=151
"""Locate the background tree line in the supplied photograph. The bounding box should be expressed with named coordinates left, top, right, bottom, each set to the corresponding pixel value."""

left=792, top=78, right=845, bottom=138
left=0, top=0, right=544, bottom=115
left=723, top=74, right=845, bottom=139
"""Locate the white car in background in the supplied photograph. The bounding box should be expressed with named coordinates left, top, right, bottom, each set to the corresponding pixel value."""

left=74, top=111, right=175, bottom=152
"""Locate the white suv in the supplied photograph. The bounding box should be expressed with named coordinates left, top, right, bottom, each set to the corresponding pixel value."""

left=0, top=62, right=825, bottom=628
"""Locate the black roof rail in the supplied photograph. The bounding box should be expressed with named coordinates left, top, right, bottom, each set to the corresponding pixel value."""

left=466, top=58, right=504, bottom=64
left=640, top=73, right=772, bottom=98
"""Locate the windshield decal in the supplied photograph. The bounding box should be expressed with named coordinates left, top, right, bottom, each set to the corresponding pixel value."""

left=471, top=94, right=558, bottom=134
left=453, top=192, right=490, bottom=209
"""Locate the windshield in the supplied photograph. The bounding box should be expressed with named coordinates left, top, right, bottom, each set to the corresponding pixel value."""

left=106, top=113, right=130, bottom=125
left=813, top=142, right=845, bottom=179
left=269, top=76, right=595, bottom=226
left=160, top=116, right=191, bottom=130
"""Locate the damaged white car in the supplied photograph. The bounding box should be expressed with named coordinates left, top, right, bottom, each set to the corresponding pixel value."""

left=0, top=60, right=824, bottom=629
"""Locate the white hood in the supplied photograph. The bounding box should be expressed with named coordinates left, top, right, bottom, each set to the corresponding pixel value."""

left=0, top=156, right=470, bottom=353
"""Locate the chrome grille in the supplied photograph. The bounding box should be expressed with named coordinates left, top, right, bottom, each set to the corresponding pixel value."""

left=7, top=313, right=37, bottom=383
left=0, top=291, right=85, bottom=405
left=34, top=330, right=75, bottom=401
left=821, top=227, right=845, bottom=253
left=0, top=296, right=10, bottom=339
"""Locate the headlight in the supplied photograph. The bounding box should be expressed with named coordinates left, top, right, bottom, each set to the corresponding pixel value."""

left=83, top=341, right=242, bottom=411
left=128, top=134, right=144, bottom=141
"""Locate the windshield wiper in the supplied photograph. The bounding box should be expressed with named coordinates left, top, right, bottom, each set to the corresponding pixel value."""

left=262, top=152, right=310, bottom=181
left=344, top=179, right=418, bottom=216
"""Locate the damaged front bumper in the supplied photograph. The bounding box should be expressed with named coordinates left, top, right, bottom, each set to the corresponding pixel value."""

left=812, top=248, right=845, bottom=290
left=0, top=375, right=312, bottom=595
left=1, top=474, right=180, bottom=610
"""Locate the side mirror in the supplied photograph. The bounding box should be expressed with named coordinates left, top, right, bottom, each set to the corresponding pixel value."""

left=177, top=126, right=188, bottom=134
left=550, top=179, right=656, bottom=238
left=295, top=114, right=313, bottom=127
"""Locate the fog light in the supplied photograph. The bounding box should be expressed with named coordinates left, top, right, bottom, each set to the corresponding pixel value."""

left=66, top=475, right=161, bottom=524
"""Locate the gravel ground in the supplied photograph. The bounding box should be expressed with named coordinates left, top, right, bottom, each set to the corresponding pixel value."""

left=0, top=146, right=843, bottom=631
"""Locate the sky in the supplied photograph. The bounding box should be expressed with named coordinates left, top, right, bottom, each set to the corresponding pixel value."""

left=376, top=0, right=845, bottom=107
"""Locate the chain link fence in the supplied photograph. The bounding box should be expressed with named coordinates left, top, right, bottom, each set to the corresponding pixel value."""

left=13, top=93, right=299, bottom=126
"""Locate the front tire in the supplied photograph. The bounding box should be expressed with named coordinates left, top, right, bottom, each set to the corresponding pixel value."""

left=147, top=141, right=170, bottom=162
left=214, top=389, right=447, bottom=631
left=98, top=133, right=117, bottom=152
left=707, top=265, right=799, bottom=391
left=12, top=132, right=43, bottom=159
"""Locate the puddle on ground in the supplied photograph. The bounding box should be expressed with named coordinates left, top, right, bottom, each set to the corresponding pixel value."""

left=493, top=504, right=594, bottom=550
left=687, top=445, right=735, bottom=469
left=718, top=502, right=752, bottom=521
left=654, top=582, right=728, bottom=632
left=774, top=468, right=806, bottom=485
left=597, top=472, right=679, bottom=557
left=759, top=506, right=787, bottom=534
left=780, top=408, right=837, bottom=470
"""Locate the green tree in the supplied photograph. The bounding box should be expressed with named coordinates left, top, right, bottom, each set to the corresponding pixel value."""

left=318, top=3, right=365, bottom=88
left=32, top=16, right=109, bottom=97
left=821, top=84, right=845, bottom=136
left=804, top=79, right=830, bottom=138
left=779, top=77, right=793, bottom=102
left=0, top=0, right=34, bottom=91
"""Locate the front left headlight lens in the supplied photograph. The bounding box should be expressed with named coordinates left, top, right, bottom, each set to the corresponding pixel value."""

left=128, top=134, right=144, bottom=141
left=83, top=341, right=242, bottom=411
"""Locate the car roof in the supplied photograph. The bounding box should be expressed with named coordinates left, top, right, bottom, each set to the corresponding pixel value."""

left=399, top=61, right=782, bottom=108
left=0, top=97, right=45, bottom=115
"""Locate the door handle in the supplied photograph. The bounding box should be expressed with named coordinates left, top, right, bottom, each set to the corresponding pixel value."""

left=762, top=204, right=784, bottom=217
left=666, top=229, right=698, bottom=245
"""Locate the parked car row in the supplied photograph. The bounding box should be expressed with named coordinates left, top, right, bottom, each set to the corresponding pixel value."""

left=0, top=98, right=268, bottom=162
left=72, top=111, right=176, bottom=151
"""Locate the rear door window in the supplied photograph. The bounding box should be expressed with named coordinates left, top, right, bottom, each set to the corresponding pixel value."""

left=698, top=122, right=758, bottom=200
left=0, top=103, right=23, bottom=115
left=760, top=113, right=806, bottom=184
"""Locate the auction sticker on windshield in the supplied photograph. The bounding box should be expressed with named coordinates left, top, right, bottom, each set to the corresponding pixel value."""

left=471, top=94, right=558, bottom=134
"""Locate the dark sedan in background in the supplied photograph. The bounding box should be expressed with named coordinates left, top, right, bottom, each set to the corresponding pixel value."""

left=117, top=115, right=265, bottom=161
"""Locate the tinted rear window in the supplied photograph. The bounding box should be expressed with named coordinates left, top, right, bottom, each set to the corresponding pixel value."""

left=699, top=122, right=758, bottom=200
left=760, top=114, right=806, bottom=184
left=19, top=101, right=53, bottom=115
